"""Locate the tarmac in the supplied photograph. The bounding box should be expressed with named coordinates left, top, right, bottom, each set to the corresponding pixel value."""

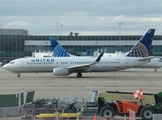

left=0, top=67, right=162, bottom=101
left=0, top=67, right=162, bottom=120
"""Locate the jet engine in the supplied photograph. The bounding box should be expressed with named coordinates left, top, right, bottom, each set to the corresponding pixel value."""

left=53, top=67, right=70, bottom=76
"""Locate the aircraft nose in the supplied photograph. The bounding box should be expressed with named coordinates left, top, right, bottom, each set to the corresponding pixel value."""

left=2, top=64, right=7, bottom=69
left=2, top=64, right=9, bottom=70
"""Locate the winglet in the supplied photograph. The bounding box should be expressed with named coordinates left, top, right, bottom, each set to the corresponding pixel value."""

left=95, top=52, right=104, bottom=63
left=126, top=29, right=155, bottom=57
left=49, top=37, right=70, bottom=57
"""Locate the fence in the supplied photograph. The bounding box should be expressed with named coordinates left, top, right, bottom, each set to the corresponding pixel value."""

left=0, top=91, right=35, bottom=109
left=1, top=107, right=139, bottom=120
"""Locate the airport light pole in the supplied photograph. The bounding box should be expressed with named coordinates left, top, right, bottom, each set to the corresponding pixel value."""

left=118, top=22, right=122, bottom=40
left=56, top=22, right=59, bottom=40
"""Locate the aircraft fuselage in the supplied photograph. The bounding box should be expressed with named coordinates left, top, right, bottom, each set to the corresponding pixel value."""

left=3, top=56, right=149, bottom=73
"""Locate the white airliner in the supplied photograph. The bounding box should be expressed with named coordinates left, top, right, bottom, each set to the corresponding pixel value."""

left=100, top=53, right=162, bottom=71
left=3, top=29, right=155, bottom=78
left=50, top=29, right=162, bottom=72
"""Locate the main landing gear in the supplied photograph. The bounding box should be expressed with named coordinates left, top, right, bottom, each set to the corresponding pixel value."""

left=17, top=73, right=21, bottom=78
left=77, top=72, right=82, bottom=78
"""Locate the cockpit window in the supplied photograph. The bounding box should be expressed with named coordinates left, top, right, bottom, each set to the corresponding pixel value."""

left=10, top=62, right=15, bottom=64
left=159, top=60, right=162, bottom=62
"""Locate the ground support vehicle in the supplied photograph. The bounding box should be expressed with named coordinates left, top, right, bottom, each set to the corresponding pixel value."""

left=33, top=98, right=60, bottom=115
left=33, top=97, right=79, bottom=115
left=81, top=90, right=98, bottom=116
left=35, top=91, right=99, bottom=119
left=98, top=91, right=162, bottom=120
left=34, top=98, right=80, bottom=119
left=63, top=99, right=79, bottom=113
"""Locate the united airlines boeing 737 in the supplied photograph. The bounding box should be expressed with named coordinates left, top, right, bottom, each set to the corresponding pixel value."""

left=3, top=29, right=155, bottom=78
left=50, top=29, right=162, bottom=72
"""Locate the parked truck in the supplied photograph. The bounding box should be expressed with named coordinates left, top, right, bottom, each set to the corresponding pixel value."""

left=98, top=91, right=162, bottom=120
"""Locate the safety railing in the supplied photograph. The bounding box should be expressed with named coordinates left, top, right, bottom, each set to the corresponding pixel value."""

left=2, top=107, right=139, bottom=120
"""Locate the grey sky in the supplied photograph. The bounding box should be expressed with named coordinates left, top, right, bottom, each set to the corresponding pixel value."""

left=0, top=0, right=162, bottom=35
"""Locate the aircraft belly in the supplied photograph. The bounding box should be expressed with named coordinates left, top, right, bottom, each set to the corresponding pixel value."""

left=22, top=66, right=54, bottom=72
left=7, top=67, right=24, bottom=72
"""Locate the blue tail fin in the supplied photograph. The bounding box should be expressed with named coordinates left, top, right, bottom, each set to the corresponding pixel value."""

left=126, top=29, right=155, bottom=57
left=49, top=37, right=70, bottom=57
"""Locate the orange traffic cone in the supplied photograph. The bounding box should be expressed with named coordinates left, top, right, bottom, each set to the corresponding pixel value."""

left=94, top=114, right=97, bottom=120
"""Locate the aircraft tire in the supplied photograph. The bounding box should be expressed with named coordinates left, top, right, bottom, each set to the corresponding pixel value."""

left=77, top=72, right=82, bottom=78
left=17, top=73, right=21, bottom=78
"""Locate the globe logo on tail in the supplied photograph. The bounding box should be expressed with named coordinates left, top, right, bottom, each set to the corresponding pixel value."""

left=54, top=44, right=70, bottom=57
left=127, top=42, right=148, bottom=57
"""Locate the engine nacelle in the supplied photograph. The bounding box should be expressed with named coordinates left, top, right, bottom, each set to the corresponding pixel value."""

left=53, top=67, right=70, bottom=76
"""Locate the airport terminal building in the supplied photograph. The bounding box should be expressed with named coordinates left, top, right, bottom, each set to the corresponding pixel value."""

left=0, top=29, right=162, bottom=60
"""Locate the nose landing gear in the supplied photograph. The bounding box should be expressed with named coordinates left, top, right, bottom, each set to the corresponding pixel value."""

left=17, top=73, right=21, bottom=78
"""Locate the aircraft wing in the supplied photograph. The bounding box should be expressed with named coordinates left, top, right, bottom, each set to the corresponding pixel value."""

left=67, top=52, right=104, bottom=72
left=67, top=63, right=93, bottom=72
left=138, top=56, right=155, bottom=61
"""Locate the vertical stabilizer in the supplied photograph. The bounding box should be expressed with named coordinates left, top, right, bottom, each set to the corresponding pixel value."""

left=49, top=37, right=70, bottom=57
left=126, top=29, right=155, bottom=57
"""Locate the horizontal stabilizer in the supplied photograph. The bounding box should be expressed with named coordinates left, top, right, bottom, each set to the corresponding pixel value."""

left=138, top=56, right=155, bottom=61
